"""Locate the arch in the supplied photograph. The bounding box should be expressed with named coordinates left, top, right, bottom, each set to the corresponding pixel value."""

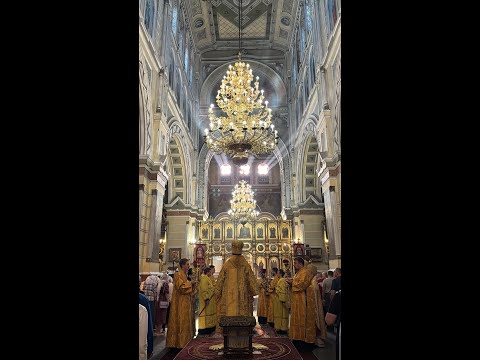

left=214, top=211, right=277, bottom=223
left=167, top=121, right=192, bottom=204
left=301, top=137, right=319, bottom=201
left=256, top=212, right=277, bottom=221
left=333, top=55, right=341, bottom=153
left=197, top=137, right=292, bottom=214
left=295, top=116, right=319, bottom=203
left=139, top=82, right=146, bottom=155
left=139, top=49, right=152, bottom=157
left=197, top=143, right=215, bottom=210
left=197, top=60, right=291, bottom=213
left=272, top=137, right=292, bottom=209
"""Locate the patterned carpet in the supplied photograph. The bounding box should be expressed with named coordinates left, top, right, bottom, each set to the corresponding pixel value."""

left=157, top=323, right=335, bottom=360
left=172, top=337, right=303, bottom=360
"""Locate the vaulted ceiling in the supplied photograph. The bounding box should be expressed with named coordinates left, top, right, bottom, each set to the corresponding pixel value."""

left=190, top=0, right=299, bottom=60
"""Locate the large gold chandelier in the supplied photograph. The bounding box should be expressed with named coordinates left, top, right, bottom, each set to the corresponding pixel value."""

left=203, top=0, right=279, bottom=166
left=228, top=180, right=259, bottom=225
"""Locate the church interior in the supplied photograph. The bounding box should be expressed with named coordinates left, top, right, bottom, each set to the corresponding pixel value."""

left=140, top=0, right=340, bottom=279
left=139, top=0, right=340, bottom=358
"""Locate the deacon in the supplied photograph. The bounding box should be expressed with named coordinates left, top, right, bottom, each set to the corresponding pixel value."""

left=198, top=267, right=217, bottom=334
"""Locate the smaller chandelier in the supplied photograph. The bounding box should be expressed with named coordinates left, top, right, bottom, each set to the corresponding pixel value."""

left=228, top=180, right=259, bottom=225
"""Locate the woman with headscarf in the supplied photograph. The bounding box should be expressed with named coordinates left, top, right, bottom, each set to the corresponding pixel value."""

left=155, top=273, right=170, bottom=335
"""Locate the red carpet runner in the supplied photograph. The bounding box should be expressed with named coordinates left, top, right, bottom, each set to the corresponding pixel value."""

left=172, top=337, right=303, bottom=360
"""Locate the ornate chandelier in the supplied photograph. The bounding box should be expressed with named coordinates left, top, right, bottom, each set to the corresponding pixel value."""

left=228, top=180, right=259, bottom=225
left=203, top=0, right=279, bottom=166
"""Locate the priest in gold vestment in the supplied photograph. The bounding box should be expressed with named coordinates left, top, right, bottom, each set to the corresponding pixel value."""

left=209, top=265, right=216, bottom=286
left=305, top=264, right=327, bottom=347
left=198, top=267, right=217, bottom=334
left=286, top=257, right=317, bottom=350
left=273, top=268, right=289, bottom=333
left=256, top=269, right=269, bottom=324
left=267, top=267, right=280, bottom=326
left=166, top=258, right=194, bottom=348
left=214, top=240, right=258, bottom=332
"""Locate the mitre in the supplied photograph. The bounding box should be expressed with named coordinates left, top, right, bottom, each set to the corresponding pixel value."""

left=231, top=240, right=244, bottom=255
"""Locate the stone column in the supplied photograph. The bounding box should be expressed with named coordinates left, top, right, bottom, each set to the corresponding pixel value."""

left=328, top=186, right=341, bottom=257
left=147, top=189, right=158, bottom=262
left=323, top=184, right=341, bottom=268
left=139, top=184, right=145, bottom=236
left=322, top=188, right=336, bottom=259
left=151, top=191, right=164, bottom=263
left=319, top=67, right=329, bottom=111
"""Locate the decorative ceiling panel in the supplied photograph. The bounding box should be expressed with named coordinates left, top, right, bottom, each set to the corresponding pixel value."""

left=194, top=0, right=298, bottom=53
left=242, top=11, right=268, bottom=38
left=213, top=0, right=272, bottom=40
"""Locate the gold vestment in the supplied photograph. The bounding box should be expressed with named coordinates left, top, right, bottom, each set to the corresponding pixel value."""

left=214, top=255, right=258, bottom=332
left=166, top=270, right=193, bottom=348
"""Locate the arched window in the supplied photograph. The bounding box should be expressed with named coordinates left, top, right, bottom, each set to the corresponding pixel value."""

left=305, top=71, right=310, bottom=100
left=144, top=0, right=155, bottom=37
left=171, top=2, right=178, bottom=34
left=310, top=56, right=316, bottom=86
left=327, top=0, right=338, bottom=33
left=301, top=26, right=305, bottom=59
left=189, top=59, right=193, bottom=84
left=187, top=105, right=192, bottom=129
left=292, top=52, right=297, bottom=87
left=168, top=60, right=174, bottom=88
left=178, top=27, right=183, bottom=51
left=296, top=29, right=302, bottom=72
left=175, top=69, right=181, bottom=102
left=305, top=0, right=312, bottom=34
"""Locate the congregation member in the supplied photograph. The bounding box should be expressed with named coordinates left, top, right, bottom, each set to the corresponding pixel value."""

left=139, top=276, right=154, bottom=358
left=139, top=304, right=149, bottom=360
